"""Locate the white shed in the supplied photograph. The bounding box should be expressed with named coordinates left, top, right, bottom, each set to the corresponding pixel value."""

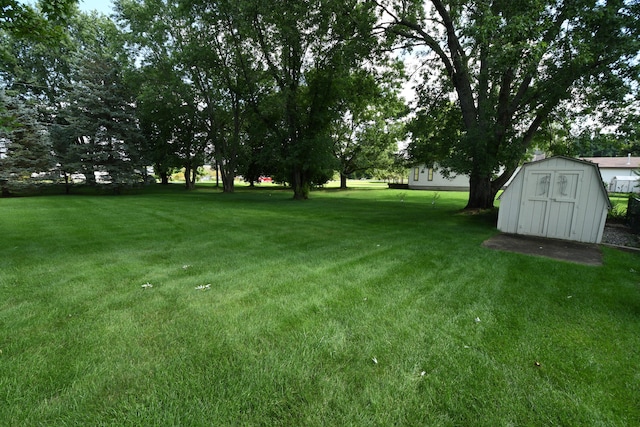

left=497, top=156, right=611, bottom=244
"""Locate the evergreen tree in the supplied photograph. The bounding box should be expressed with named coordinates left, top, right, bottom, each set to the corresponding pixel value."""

left=52, top=13, right=143, bottom=192
left=0, top=91, right=55, bottom=196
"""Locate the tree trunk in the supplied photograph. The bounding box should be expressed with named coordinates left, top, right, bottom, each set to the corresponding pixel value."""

left=84, top=169, right=96, bottom=186
left=160, top=172, right=169, bottom=185
left=191, top=167, right=197, bottom=188
left=292, top=168, right=309, bottom=200
left=64, top=173, right=71, bottom=195
left=1, top=180, right=10, bottom=198
left=340, top=173, right=348, bottom=189
left=221, top=168, right=235, bottom=193
left=465, top=173, right=497, bottom=210
left=184, top=165, right=193, bottom=190
left=222, top=176, right=234, bottom=192
left=223, top=177, right=234, bottom=192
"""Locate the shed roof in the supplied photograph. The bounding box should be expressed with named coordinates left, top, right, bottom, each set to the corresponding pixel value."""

left=508, top=156, right=611, bottom=208
left=580, top=156, right=640, bottom=168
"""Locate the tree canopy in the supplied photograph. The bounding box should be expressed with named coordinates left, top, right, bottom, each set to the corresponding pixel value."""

left=378, top=0, right=640, bottom=208
left=1, top=0, right=638, bottom=202
left=112, top=0, right=397, bottom=197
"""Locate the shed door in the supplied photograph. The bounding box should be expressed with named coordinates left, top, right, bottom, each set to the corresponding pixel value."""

left=518, top=170, right=582, bottom=239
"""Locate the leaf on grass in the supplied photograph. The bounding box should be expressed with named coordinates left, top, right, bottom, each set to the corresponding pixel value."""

left=195, top=284, right=211, bottom=291
left=141, top=282, right=153, bottom=289
left=474, top=317, right=481, bottom=323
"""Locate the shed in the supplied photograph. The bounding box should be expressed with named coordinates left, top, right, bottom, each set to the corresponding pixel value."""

left=497, top=156, right=611, bottom=244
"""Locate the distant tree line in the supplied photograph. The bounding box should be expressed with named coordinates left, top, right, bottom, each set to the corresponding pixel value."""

left=0, top=0, right=406, bottom=198
left=1, top=1, right=639, bottom=208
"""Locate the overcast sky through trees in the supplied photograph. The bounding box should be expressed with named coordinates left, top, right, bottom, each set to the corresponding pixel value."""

left=17, top=0, right=113, bottom=15
left=78, top=0, right=113, bottom=14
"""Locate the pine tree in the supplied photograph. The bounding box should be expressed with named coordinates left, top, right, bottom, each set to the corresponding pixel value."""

left=52, top=12, right=144, bottom=192
left=0, top=91, right=55, bottom=196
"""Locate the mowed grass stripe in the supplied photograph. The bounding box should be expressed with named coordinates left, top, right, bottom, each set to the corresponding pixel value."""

left=1, top=186, right=639, bottom=425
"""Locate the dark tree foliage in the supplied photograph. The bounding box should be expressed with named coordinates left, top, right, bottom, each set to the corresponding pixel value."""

left=379, top=0, right=640, bottom=209
left=229, top=0, right=380, bottom=199
left=0, top=0, right=77, bottom=44
left=0, top=92, right=55, bottom=196
left=332, top=69, right=407, bottom=189
left=50, top=13, right=144, bottom=192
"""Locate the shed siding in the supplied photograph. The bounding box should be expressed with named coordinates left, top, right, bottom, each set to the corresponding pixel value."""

left=576, top=165, right=608, bottom=242
left=496, top=168, right=524, bottom=234
left=497, top=156, right=609, bottom=243
left=574, top=170, right=594, bottom=242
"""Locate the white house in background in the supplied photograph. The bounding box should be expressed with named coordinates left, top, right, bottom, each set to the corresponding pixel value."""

left=408, top=165, right=470, bottom=190
left=408, top=153, right=546, bottom=191
left=409, top=155, right=640, bottom=192
left=497, top=156, right=610, bottom=244
left=579, top=156, right=640, bottom=189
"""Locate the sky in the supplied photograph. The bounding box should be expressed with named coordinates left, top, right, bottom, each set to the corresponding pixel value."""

left=17, top=0, right=114, bottom=15
left=78, top=0, right=114, bottom=15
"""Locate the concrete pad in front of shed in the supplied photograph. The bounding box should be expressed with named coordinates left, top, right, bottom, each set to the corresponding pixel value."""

left=482, top=233, right=603, bottom=266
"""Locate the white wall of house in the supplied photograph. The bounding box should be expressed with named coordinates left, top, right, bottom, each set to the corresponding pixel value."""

left=600, top=168, right=637, bottom=184
left=580, top=157, right=640, bottom=189
left=408, top=157, right=639, bottom=193
left=407, top=165, right=521, bottom=190
left=408, top=166, right=469, bottom=190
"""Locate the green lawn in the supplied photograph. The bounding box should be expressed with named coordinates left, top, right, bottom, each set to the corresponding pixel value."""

left=1, top=186, right=639, bottom=426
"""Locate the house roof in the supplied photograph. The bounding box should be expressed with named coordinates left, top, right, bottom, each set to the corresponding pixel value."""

left=579, top=157, right=640, bottom=168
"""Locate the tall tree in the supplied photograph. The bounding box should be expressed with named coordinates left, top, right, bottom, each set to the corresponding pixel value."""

left=237, top=0, right=379, bottom=199
left=116, top=0, right=230, bottom=191
left=133, top=64, right=183, bottom=185
left=332, top=69, right=407, bottom=189
left=53, top=13, right=143, bottom=191
left=378, top=0, right=640, bottom=209
left=0, top=91, right=55, bottom=196
left=176, top=0, right=268, bottom=193
left=0, top=1, right=82, bottom=196
left=0, top=0, right=77, bottom=189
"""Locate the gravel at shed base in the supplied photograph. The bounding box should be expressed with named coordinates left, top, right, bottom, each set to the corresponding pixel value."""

left=601, top=225, right=640, bottom=248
